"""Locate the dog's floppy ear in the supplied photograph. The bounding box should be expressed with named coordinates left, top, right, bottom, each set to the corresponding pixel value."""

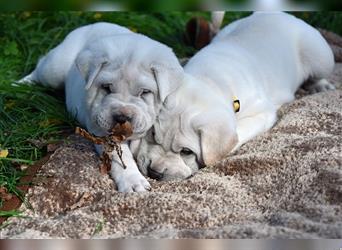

left=197, top=113, right=238, bottom=166
left=75, top=49, right=108, bottom=90
left=150, top=62, right=184, bottom=103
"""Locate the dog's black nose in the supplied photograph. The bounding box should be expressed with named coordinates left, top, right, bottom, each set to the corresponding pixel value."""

left=113, top=114, right=131, bottom=124
left=147, top=166, right=164, bottom=180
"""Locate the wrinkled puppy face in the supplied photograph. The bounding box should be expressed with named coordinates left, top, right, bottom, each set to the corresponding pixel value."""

left=134, top=79, right=238, bottom=181
left=76, top=34, right=183, bottom=138
left=135, top=111, right=202, bottom=181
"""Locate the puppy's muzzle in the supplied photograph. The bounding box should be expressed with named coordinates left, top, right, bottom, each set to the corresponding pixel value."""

left=147, top=166, right=164, bottom=180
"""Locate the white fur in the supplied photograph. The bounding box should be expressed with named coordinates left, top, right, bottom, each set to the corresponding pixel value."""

left=20, top=22, right=184, bottom=192
left=20, top=22, right=131, bottom=88
left=135, top=12, right=335, bottom=181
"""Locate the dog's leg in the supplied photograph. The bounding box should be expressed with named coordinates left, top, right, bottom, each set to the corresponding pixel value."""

left=233, top=111, right=277, bottom=152
left=298, top=21, right=335, bottom=94
left=210, top=11, right=225, bottom=36
left=109, top=143, right=151, bottom=192
left=303, top=78, right=335, bottom=94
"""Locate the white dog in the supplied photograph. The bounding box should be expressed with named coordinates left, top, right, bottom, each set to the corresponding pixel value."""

left=133, top=12, right=335, bottom=181
left=20, top=22, right=183, bottom=191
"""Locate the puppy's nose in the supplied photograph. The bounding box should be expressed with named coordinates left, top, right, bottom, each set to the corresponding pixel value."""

left=113, top=114, right=131, bottom=124
left=147, top=166, right=164, bottom=180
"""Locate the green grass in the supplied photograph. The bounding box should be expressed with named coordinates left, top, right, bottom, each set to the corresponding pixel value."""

left=0, top=83, right=75, bottom=203
left=0, top=12, right=341, bottom=218
left=0, top=210, right=27, bottom=230
left=0, top=209, right=23, bottom=217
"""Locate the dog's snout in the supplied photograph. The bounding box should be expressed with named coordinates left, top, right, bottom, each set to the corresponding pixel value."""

left=147, top=166, right=164, bottom=180
left=113, top=114, right=131, bottom=124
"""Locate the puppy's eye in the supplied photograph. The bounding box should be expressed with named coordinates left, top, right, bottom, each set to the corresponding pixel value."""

left=180, top=147, right=194, bottom=156
left=151, top=127, right=156, bottom=139
left=101, top=84, right=111, bottom=92
left=140, top=89, right=152, bottom=97
left=147, top=127, right=156, bottom=142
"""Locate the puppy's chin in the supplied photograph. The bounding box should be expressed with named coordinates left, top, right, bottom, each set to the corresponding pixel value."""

left=159, top=172, right=193, bottom=181
left=137, top=156, right=195, bottom=181
left=162, top=163, right=197, bottom=181
left=138, top=158, right=193, bottom=181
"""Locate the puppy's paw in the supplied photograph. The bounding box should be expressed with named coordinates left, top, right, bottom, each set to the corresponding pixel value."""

left=16, top=73, right=36, bottom=85
left=116, top=172, right=151, bottom=193
left=306, top=79, right=335, bottom=94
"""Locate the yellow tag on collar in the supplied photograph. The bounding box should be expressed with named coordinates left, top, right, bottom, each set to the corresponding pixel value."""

left=233, top=96, right=240, bottom=113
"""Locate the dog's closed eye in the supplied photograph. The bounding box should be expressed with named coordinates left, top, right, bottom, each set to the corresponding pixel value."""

left=101, top=84, right=112, bottom=93
left=180, top=147, right=194, bottom=156
left=180, top=147, right=205, bottom=170
left=139, top=89, right=153, bottom=98
left=146, top=127, right=156, bottom=143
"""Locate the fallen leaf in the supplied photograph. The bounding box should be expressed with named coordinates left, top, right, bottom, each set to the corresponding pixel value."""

left=129, top=27, right=138, bottom=33
left=39, top=118, right=63, bottom=127
left=0, top=187, right=7, bottom=193
left=0, top=186, right=13, bottom=201
left=4, top=100, right=16, bottom=110
left=93, top=13, right=102, bottom=19
left=1, top=192, right=13, bottom=201
left=21, top=11, right=31, bottom=18
left=0, top=149, right=9, bottom=158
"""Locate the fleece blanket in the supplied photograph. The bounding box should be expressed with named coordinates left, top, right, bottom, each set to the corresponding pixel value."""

left=1, top=50, right=341, bottom=240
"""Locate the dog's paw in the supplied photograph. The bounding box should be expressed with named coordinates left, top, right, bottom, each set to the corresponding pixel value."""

left=115, top=172, right=151, bottom=193
left=16, top=73, right=36, bottom=85
left=306, top=79, right=335, bottom=94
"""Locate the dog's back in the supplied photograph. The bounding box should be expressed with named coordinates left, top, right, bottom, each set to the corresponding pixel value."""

left=214, top=12, right=334, bottom=90
left=20, top=22, right=131, bottom=89
left=187, top=12, right=334, bottom=107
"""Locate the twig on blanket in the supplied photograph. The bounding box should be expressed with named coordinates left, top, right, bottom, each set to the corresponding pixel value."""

left=75, top=122, right=133, bottom=172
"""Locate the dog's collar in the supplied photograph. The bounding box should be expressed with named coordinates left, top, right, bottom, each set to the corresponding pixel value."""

left=233, top=96, right=240, bottom=113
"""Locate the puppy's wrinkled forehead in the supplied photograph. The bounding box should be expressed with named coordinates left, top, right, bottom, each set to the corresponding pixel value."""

left=154, top=106, right=198, bottom=149
left=80, top=33, right=183, bottom=102
left=98, top=61, right=156, bottom=90
left=153, top=114, right=178, bottom=148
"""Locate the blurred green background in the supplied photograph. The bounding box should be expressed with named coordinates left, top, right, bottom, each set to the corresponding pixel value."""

left=0, top=12, right=340, bottom=79
left=0, top=0, right=341, bottom=10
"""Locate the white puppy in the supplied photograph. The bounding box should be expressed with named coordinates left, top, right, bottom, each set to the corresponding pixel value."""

left=21, top=22, right=183, bottom=191
left=133, top=12, right=335, bottom=181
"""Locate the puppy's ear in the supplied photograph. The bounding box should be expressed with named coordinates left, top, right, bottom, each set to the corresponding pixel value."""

left=151, top=62, right=184, bottom=103
left=198, top=114, right=238, bottom=166
left=76, top=50, right=108, bottom=90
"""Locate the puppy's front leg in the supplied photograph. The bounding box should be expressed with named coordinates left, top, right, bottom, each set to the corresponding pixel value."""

left=96, top=143, right=151, bottom=192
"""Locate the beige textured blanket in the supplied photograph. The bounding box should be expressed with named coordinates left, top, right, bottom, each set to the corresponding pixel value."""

left=1, top=60, right=341, bottom=239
